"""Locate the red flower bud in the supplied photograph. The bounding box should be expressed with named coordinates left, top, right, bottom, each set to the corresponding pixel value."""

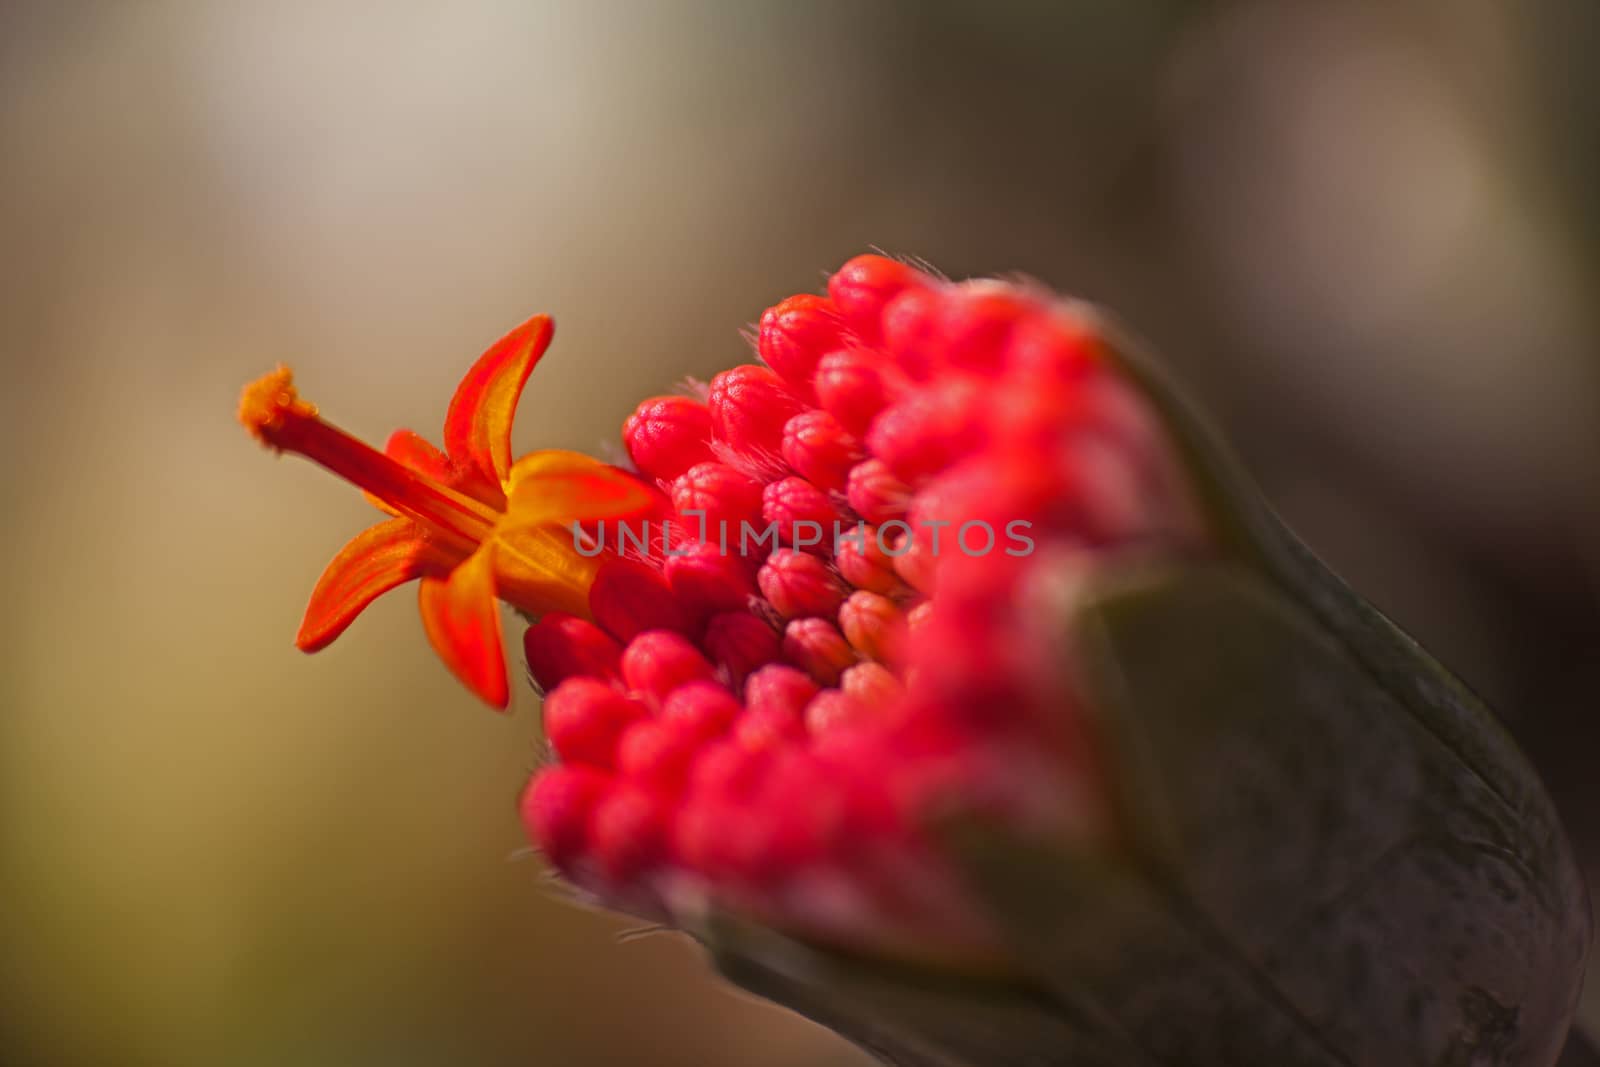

left=688, top=738, right=770, bottom=799
left=865, top=377, right=987, bottom=486
left=591, top=785, right=670, bottom=882
left=753, top=751, right=846, bottom=873
left=617, top=718, right=701, bottom=793
left=590, top=558, right=692, bottom=643
left=841, top=661, right=902, bottom=705
left=890, top=528, right=939, bottom=594
left=733, top=705, right=807, bottom=751
left=834, top=526, right=905, bottom=595
left=675, top=797, right=763, bottom=883
left=701, top=610, right=780, bottom=687
left=813, top=348, right=895, bottom=437
left=661, top=680, right=741, bottom=740
left=782, top=617, right=857, bottom=687
left=880, top=284, right=943, bottom=380
left=936, top=281, right=1033, bottom=373
left=620, top=629, right=715, bottom=701
left=708, top=364, right=804, bottom=460
left=519, top=764, right=609, bottom=873
left=663, top=540, right=756, bottom=615
left=803, top=688, right=869, bottom=736
left=780, top=409, right=861, bottom=494
left=1002, top=305, right=1099, bottom=383
left=522, top=612, right=624, bottom=692
left=827, top=254, right=926, bottom=346
left=758, top=294, right=842, bottom=399
left=742, top=663, right=820, bottom=722
left=844, top=458, right=911, bottom=525
left=757, top=548, right=848, bottom=620
left=543, top=677, right=648, bottom=769
left=622, top=395, right=715, bottom=482
left=761, top=476, right=841, bottom=551
left=672, top=461, right=765, bottom=535
left=837, top=590, right=906, bottom=665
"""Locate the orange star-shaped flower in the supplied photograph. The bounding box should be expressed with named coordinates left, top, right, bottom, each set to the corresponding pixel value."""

left=239, top=316, right=656, bottom=708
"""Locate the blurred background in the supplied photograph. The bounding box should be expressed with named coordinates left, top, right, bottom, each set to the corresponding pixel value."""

left=2, top=1, right=1597, bottom=1063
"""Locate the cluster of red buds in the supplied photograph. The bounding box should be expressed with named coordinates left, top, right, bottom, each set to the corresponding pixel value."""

left=241, top=255, right=1205, bottom=959
left=524, top=257, right=1209, bottom=956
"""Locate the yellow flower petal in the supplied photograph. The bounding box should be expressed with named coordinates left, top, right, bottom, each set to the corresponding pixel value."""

left=504, top=450, right=656, bottom=527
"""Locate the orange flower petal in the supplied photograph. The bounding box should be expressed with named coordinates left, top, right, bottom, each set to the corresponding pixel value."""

left=417, top=546, right=510, bottom=709
left=385, top=429, right=453, bottom=481
left=443, top=315, right=553, bottom=492
left=362, top=431, right=457, bottom=516
left=296, top=518, right=455, bottom=652
left=503, top=450, right=659, bottom=527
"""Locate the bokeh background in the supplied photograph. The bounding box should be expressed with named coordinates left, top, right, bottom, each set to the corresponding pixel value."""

left=2, top=2, right=1597, bottom=1064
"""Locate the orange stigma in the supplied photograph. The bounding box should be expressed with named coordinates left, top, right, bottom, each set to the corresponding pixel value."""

left=238, top=365, right=317, bottom=446
left=240, top=366, right=499, bottom=553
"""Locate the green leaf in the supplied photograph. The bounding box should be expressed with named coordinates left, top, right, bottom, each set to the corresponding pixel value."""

left=1096, top=316, right=1580, bottom=856
left=937, top=562, right=1588, bottom=1066
left=696, top=909, right=1159, bottom=1067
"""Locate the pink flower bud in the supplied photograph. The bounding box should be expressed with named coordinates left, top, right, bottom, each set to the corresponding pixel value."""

left=761, top=476, right=841, bottom=551
left=890, top=528, right=938, bottom=594
left=620, top=629, right=715, bottom=701
left=663, top=541, right=756, bottom=615
left=623, top=395, right=715, bottom=482
left=904, top=610, right=1032, bottom=730
left=782, top=617, right=857, bottom=687
left=837, top=590, right=906, bottom=665
left=590, top=558, right=693, bottom=643
left=866, top=377, right=987, bottom=485
left=758, top=294, right=842, bottom=399
left=672, top=461, right=765, bottom=534
left=753, top=751, right=846, bottom=873
left=674, top=798, right=756, bottom=883
left=523, top=613, right=623, bottom=692
left=803, top=688, right=869, bottom=736
left=827, top=254, right=926, bottom=346
left=661, top=680, right=740, bottom=740
left=733, top=705, right=807, bottom=751
left=780, top=409, right=861, bottom=494
left=841, top=661, right=903, bottom=705
left=881, top=285, right=942, bottom=380
left=757, top=548, right=848, bottom=620
left=617, top=718, right=701, bottom=793
left=708, top=364, right=804, bottom=460
left=543, top=677, right=648, bottom=769
left=692, top=747, right=820, bottom=881
left=1003, top=305, right=1099, bottom=383
left=813, top=348, right=895, bottom=437
left=591, top=785, right=669, bottom=882
left=844, top=458, right=911, bottom=525
left=688, top=738, right=770, bottom=799
left=701, top=610, right=780, bottom=687
left=743, top=663, right=820, bottom=721
left=519, top=764, right=609, bottom=873
left=834, top=526, right=905, bottom=594
left=936, top=282, right=1033, bottom=373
